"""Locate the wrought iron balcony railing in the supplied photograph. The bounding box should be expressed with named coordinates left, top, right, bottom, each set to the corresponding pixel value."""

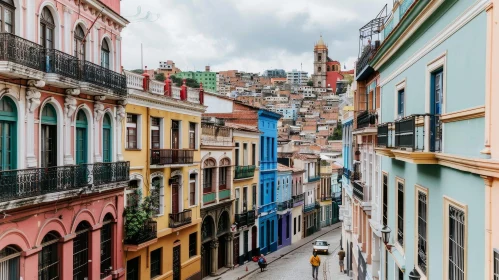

left=234, top=165, right=256, bottom=179
left=0, top=32, right=128, bottom=96
left=303, top=201, right=319, bottom=213
left=356, top=110, right=377, bottom=129
left=0, top=32, right=45, bottom=72
left=125, top=220, right=157, bottom=245
left=150, top=149, right=194, bottom=165
left=235, top=210, right=256, bottom=229
left=277, top=199, right=293, bottom=211
left=394, top=114, right=441, bottom=152
left=0, top=162, right=130, bottom=203
left=377, top=122, right=394, bottom=148
left=353, top=181, right=364, bottom=201
left=169, top=209, right=192, bottom=228
left=292, top=193, right=305, bottom=206
left=342, top=168, right=351, bottom=179
left=356, top=45, right=377, bottom=75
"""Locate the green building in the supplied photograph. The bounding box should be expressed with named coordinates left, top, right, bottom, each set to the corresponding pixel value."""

left=174, top=70, right=217, bottom=92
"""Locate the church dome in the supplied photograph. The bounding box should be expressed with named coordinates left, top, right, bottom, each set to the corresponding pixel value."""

left=315, top=35, right=328, bottom=50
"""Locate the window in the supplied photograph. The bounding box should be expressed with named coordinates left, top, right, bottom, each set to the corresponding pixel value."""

left=294, top=217, right=297, bottom=235
left=298, top=215, right=301, bottom=232
left=101, top=39, right=110, bottom=69
left=235, top=189, right=240, bottom=214
left=189, top=233, right=197, bottom=258
left=382, top=174, right=388, bottom=226
left=73, top=222, right=91, bottom=280
left=38, top=232, right=60, bottom=280
left=150, top=248, right=162, bottom=278
left=396, top=180, right=404, bottom=247
left=171, top=120, right=180, bottom=149
left=235, top=142, right=240, bottom=166
left=397, top=89, right=404, bottom=118
left=125, top=179, right=140, bottom=207
left=448, top=205, right=465, bottom=280
left=151, top=177, right=163, bottom=216
left=189, top=173, right=196, bottom=206
left=219, top=166, right=228, bottom=190
left=126, top=114, right=138, bottom=149
left=0, top=0, right=14, bottom=33
left=243, top=143, right=248, bottom=165
left=252, top=143, right=256, bottom=165
left=151, top=117, right=161, bottom=149
left=0, top=245, right=20, bottom=279
left=41, top=104, right=57, bottom=168
left=40, top=7, right=54, bottom=49
left=252, top=184, right=257, bottom=210
left=286, top=215, right=290, bottom=239
left=189, top=122, right=196, bottom=149
left=74, top=24, right=85, bottom=60
left=100, top=214, right=113, bottom=278
left=417, top=189, right=428, bottom=275
left=243, top=187, right=248, bottom=212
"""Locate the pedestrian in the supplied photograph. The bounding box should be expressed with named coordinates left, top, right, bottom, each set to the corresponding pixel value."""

left=310, top=251, right=320, bottom=280
left=338, top=247, right=346, bottom=272
left=258, top=254, right=267, bottom=272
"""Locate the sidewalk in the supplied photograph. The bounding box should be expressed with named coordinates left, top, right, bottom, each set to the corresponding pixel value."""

left=204, top=224, right=343, bottom=280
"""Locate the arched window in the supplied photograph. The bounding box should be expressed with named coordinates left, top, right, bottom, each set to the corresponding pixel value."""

left=38, top=231, right=61, bottom=279
left=0, top=245, right=20, bottom=279
left=41, top=104, right=57, bottom=167
left=100, top=213, right=114, bottom=277
left=0, top=0, right=14, bottom=33
left=74, top=24, right=85, bottom=60
left=73, top=222, right=91, bottom=280
left=102, top=114, right=112, bottom=162
left=0, top=96, right=17, bottom=170
left=151, top=176, right=163, bottom=215
left=75, top=110, right=88, bottom=164
left=101, top=39, right=110, bottom=69
left=40, top=7, right=55, bottom=49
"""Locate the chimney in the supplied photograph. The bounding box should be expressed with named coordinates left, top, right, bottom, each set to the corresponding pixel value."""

left=205, top=65, right=210, bottom=72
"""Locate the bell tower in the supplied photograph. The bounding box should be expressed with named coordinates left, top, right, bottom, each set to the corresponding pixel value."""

left=312, top=35, right=328, bottom=88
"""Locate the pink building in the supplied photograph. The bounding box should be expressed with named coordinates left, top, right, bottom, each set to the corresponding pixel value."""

left=0, top=0, right=130, bottom=279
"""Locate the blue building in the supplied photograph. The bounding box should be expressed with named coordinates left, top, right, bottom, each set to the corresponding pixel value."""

left=257, top=109, right=281, bottom=255
left=276, top=164, right=293, bottom=250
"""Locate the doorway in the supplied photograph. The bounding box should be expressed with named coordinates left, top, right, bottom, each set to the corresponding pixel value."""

left=202, top=244, right=211, bottom=278
left=233, top=235, right=240, bottom=266
left=126, top=257, right=140, bottom=280
left=41, top=104, right=57, bottom=168
left=172, top=183, right=179, bottom=214
left=251, top=226, right=257, bottom=256
left=173, top=245, right=181, bottom=280
left=218, top=235, right=227, bottom=269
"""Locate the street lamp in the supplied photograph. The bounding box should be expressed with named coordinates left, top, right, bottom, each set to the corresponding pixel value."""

left=381, top=225, right=392, bottom=250
left=408, top=266, right=421, bottom=280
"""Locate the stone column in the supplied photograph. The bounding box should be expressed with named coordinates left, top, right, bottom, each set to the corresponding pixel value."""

left=93, top=98, right=105, bottom=163
left=90, top=227, right=102, bottom=279
left=225, top=234, right=233, bottom=267
left=25, top=81, right=43, bottom=167
left=210, top=238, right=219, bottom=276
left=63, top=91, right=79, bottom=165
left=116, top=103, right=126, bottom=161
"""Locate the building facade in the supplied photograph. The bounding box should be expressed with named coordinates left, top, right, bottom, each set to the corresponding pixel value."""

left=291, top=168, right=305, bottom=244
left=276, top=164, right=293, bottom=250
left=286, top=70, right=309, bottom=86
left=0, top=0, right=130, bottom=279
left=123, top=71, right=205, bottom=280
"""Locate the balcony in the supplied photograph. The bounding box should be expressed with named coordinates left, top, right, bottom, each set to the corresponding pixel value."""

left=342, top=168, right=351, bottom=180
left=258, top=202, right=276, bottom=217
left=292, top=193, right=305, bottom=207
left=353, top=181, right=364, bottom=201
left=308, top=175, right=320, bottom=183
left=125, top=220, right=157, bottom=245
left=203, top=192, right=216, bottom=205
left=0, top=33, right=127, bottom=97
left=169, top=209, right=192, bottom=228
left=321, top=195, right=332, bottom=202
left=303, top=202, right=319, bottom=213
left=150, top=149, right=194, bottom=166
left=277, top=199, right=293, bottom=212
left=356, top=45, right=378, bottom=78
left=235, top=210, right=256, bottom=229
left=0, top=162, right=130, bottom=206
left=356, top=110, right=378, bottom=131
left=218, top=189, right=231, bottom=201
left=234, top=165, right=256, bottom=180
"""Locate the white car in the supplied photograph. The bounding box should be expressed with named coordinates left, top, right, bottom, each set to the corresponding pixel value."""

left=312, top=239, right=330, bottom=254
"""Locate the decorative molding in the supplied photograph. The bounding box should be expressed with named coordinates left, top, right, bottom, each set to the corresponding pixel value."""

left=375, top=147, right=395, bottom=158
left=66, top=88, right=80, bottom=96
left=379, top=0, right=489, bottom=87
left=94, top=102, right=105, bottom=122
left=440, top=106, right=485, bottom=123
left=27, top=80, right=45, bottom=88
left=26, top=88, right=41, bottom=113
left=171, top=170, right=183, bottom=177
left=94, top=95, right=106, bottom=101
left=116, top=105, right=126, bottom=122
left=64, top=96, right=77, bottom=118
left=391, top=150, right=437, bottom=164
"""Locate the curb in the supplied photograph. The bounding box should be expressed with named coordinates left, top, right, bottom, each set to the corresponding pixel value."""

left=237, top=224, right=342, bottom=280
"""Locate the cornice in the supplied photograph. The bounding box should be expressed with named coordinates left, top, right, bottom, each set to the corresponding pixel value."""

left=84, top=0, right=130, bottom=26
left=128, top=90, right=206, bottom=116
left=440, top=106, right=485, bottom=123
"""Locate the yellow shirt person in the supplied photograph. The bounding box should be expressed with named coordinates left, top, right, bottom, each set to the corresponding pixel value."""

left=310, top=254, right=321, bottom=267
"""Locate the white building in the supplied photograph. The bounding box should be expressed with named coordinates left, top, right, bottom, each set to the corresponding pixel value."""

left=287, top=70, right=309, bottom=85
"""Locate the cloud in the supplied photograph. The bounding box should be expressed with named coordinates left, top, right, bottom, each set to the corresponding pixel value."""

left=121, top=0, right=389, bottom=74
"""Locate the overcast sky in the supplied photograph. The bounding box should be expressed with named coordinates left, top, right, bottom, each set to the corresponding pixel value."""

left=120, top=0, right=389, bottom=74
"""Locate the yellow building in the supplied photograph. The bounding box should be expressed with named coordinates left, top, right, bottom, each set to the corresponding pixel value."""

left=122, top=71, right=205, bottom=280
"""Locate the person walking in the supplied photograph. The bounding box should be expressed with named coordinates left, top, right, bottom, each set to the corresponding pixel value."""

left=338, top=247, right=346, bottom=272
left=309, top=251, right=321, bottom=279
left=258, top=254, right=267, bottom=272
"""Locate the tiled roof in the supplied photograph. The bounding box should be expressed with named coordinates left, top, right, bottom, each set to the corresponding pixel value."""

left=277, top=163, right=294, bottom=172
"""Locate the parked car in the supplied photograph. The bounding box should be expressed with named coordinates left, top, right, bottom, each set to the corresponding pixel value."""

left=312, top=239, right=330, bottom=254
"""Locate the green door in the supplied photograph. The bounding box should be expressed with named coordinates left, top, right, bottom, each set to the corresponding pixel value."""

left=75, top=111, right=87, bottom=164
left=102, top=114, right=112, bottom=163
left=0, top=97, right=17, bottom=171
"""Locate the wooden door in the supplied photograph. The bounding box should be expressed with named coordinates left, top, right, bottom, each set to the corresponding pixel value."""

left=251, top=226, right=257, bottom=255
left=233, top=236, right=240, bottom=266
left=172, top=183, right=179, bottom=214
left=173, top=245, right=181, bottom=280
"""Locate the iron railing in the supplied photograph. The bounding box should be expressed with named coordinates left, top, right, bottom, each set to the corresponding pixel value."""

left=356, top=45, right=377, bottom=75
left=293, top=193, right=305, bottom=206
left=303, top=202, right=319, bottom=213
left=234, top=165, right=256, bottom=179
left=235, top=210, right=256, bottom=229
left=377, top=122, right=394, bottom=147
left=124, top=220, right=157, bottom=245
left=0, top=32, right=127, bottom=95
left=169, top=209, right=192, bottom=228
left=0, top=162, right=130, bottom=203
left=150, top=149, right=194, bottom=165
left=357, top=110, right=377, bottom=129
left=394, top=114, right=441, bottom=152
left=353, top=181, right=364, bottom=201
left=277, top=199, right=293, bottom=211
left=0, top=33, right=45, bottom=71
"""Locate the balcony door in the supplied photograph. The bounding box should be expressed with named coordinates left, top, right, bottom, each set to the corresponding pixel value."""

left=0, top=97, right=16, bottom=171
left=75, top=110, right=88, bottom=164
left=430, top=69, right=443, bottom=152
left=41, top=104, right=57, bottom=168
left=74, top=24, right=85, bottom=61
left=40, top=7, right=54, bottom=49
left=171, top=120, right=179, bottom=163
left=102, top=114, right=112, bottom=163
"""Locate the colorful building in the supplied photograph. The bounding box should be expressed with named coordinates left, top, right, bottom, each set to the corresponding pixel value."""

left=0, top=0, right=130, bottom=278
left=276, top=164, right=293, bottom=250
left=291, top=167, right=305, bottom=244
left=122, top=71, right=205, bottom=280
left=175, top=69, right=217, bottom=93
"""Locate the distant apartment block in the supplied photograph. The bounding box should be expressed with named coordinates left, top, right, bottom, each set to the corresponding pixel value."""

left=263, top=69, right=287, bottom=78
left=175, top=66, right=217, bottom=92
left=287, top=70, right=309, bottom=85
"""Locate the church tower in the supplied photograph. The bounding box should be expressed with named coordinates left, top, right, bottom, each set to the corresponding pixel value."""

left=313, top=35, right=328, bottom=88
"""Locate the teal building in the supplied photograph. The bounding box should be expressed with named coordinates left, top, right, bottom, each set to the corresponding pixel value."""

left=174, top=71, right=217, bottom=92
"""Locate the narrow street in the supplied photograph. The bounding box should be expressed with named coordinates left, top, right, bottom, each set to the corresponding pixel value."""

left=247, top=227, right=350, bottom=280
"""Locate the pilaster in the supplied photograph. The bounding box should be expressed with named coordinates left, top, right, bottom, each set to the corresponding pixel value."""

left=25, top=80, right=44, bottom=167
left=116, top=103, right=126, bottom=161
left=64, top=90, right=79, bottom=165
left=210, top=238, right=219, bottom=275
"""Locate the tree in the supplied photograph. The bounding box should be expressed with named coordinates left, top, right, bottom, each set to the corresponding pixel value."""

left=170, top=75, right=200, bottom=88
left=154, top=72, right=166, bottom=82
left=307, top=80, right=314, bottom=86
left=328, top=121, right=343, bottom=140
left=131, top=69, right=143, bottom=74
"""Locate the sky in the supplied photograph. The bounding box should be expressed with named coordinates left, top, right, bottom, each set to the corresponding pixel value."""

left=120, top=0, right=389, bottom=75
